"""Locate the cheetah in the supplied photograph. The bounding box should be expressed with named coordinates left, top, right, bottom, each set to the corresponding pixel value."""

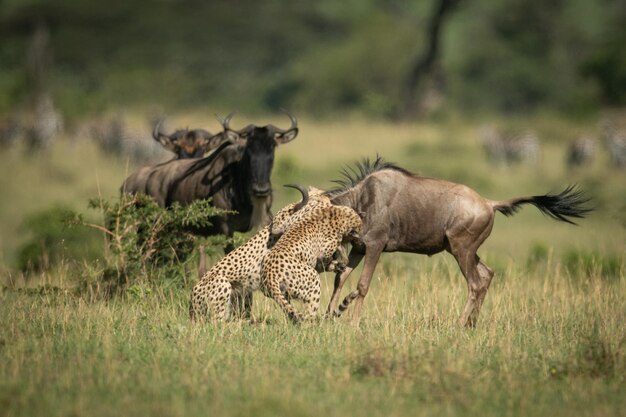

left=260, top=202, right=362, bottom=323
left=190, top=185, right=341, bottom=321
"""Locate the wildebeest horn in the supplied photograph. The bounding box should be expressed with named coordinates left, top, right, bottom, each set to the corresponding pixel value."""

left=220, top=112, right=255, bottom=135
left=284, top=184, right=309, bottom=212
left=270, top=109, right=298, bottom=133
left=220, top=112, right=235, bottom=131
left=152, top=118, right=169, bottom=141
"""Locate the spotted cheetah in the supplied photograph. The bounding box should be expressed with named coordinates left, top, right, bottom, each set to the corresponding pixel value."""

left=260, top=202, right=362, bottom=323
left=190, top=186, right=341, bottom=321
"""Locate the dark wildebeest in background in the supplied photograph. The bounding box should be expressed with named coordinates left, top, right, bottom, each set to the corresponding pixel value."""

left=121, top=111, right=299, bottom=314
left=120, top=118, right=225, bottom=194
left=152, top=119, right=219, bottom=159
left=319, top=157, right=591, bottom=327
left=122, top=111, right=299, bottom=245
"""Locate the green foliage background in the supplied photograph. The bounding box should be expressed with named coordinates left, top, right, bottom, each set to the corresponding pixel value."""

left=1, top=0, right=624, bottom=118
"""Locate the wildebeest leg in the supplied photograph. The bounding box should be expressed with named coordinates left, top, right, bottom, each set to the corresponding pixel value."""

left=350, top=244, right=385, bottom=322
left=197, top=238, right=234, bottom=279
left=475, top=257, right=495, bottom=315
left=197, top=245, right=208, bottom=278
left=447, top=217, right=494, bottom=328
left=326, top=248, right=364, bottom=316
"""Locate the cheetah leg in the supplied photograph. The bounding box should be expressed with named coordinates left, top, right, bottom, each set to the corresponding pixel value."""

left=265, top=272, right=303, bottom=324
left=191, top=277, right=232, bottom=322
left=298, top=266, right=322, bottom=321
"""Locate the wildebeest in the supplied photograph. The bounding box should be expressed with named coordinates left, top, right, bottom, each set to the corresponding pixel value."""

left=319, top=157, right=591, bottom=327
left=121, top=110, right=299, bottom=249
left=152, top=119, right=220, bottom=159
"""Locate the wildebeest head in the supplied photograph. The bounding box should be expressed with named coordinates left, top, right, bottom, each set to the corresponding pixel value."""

left=219, top=110, right=298, bottom=198
left=152, top=119, right=223, bottom=158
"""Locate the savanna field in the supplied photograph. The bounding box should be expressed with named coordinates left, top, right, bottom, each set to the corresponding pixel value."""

left=0, top=113, right=624, bottom=417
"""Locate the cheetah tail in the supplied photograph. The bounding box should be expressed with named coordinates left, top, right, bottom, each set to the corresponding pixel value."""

left=189, top=304, right=196, bottom=322
left=332, top=290, right=359, bottom=318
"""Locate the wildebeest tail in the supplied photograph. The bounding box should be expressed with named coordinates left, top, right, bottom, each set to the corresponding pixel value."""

left=490, top=184, right=592, bottom=225
left=331, top=290, right=359, bottom=318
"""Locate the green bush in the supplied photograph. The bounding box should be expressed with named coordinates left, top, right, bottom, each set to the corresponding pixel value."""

left=527, top=242, right=549, bottom=268
left=16, top=205, right=102, bottom=272
left=77, top=194, right=228, bottom=294
left=562, top=249, right=623, bottom=281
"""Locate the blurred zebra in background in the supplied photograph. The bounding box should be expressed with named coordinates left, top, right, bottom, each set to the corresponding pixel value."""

left=566, top=136, right=596, bottom=168
left=86, top=113, right=168, bottom=164
left=602, top=122, right=626, bottom=169
left=480, top=125, right=541, bottom=166
left=0, top=115, right=22, bottom=148
left=25, top=94, right=64, bottom=151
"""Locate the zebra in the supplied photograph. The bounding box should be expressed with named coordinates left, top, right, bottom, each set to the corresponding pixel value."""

left=480, top=125, right=540, bottom=166
left=602, top=122, right=626, bottom=169
left=87, top=113, right=168, bottom=164
left=25, top=94, right=63, bottom=151
left=566, top=136, right=596, bottom=168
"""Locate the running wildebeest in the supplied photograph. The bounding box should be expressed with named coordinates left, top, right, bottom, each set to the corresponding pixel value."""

left=318, top=157, right=591, bottom=327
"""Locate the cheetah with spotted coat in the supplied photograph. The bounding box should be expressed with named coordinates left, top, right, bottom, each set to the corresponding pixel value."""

left=190, top=186, right=344, bottom=321
left=260, top=198, right=362, bottom=323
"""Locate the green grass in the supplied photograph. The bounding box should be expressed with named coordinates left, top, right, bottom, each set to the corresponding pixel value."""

left=0, top=113, right=624, bottom=416
left=1, top=261, right=624, bottom=417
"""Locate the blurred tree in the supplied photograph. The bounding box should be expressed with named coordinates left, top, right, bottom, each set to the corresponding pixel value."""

left=399, top=0, right=460, bottom=119
left=0, top=0, right=623, bottom=118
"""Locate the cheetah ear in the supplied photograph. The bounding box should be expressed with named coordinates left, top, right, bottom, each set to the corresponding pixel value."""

left=358, top=211, right=366, bottom=219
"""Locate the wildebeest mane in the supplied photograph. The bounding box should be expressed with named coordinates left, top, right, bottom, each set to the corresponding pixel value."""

left=164, top=140, right=236, bottom=206
left=325, top=155, right=414, bottom=197
left=181, top=140, right=235, bottom=179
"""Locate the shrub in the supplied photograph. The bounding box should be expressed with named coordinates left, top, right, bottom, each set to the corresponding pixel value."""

left=527, top=242, right=549, bottom=269
left=77, top=193, right=228, bottom=294
left=562, top=249, right=623, bottom=281
left=16, top=205, right=102, bottom=272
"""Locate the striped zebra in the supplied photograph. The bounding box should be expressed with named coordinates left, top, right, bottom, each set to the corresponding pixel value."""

left=25, top=94, right=63, bottom=150
left=602, top=122, right=626, bottom=169
left=87, top=113, right=168, bottom=164
left=566, top=136, right=596, bottom=168
left=0, top=115, right=22, bottom=148
left=480, top=125, right=540, bottom=166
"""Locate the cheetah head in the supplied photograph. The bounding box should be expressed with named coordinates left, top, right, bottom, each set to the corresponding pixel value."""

left=268, top=184, right=331, bottom=245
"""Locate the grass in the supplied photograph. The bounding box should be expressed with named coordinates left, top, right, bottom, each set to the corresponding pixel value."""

left=0, top=112, right=624, bottom=416
left=1, top=261, right=624, bottom=417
